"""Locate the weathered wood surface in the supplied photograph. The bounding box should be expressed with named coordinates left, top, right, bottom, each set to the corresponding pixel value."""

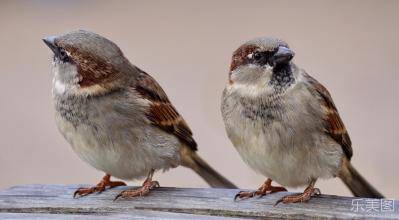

left=0, top=185, right=398, bottom=219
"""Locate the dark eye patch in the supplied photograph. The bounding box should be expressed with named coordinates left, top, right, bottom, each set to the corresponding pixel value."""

left=250, top=50, right=276, bottom=65
left=56, top=47, right=70, bottom=63
left=253, top=51, right=263, bottom=61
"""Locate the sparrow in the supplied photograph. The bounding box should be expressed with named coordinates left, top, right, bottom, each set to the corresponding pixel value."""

left=221, top=37, right=384, bottom=204
left=43, top=30, right=236, bottom=200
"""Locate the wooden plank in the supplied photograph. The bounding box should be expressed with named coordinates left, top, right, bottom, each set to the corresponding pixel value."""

left=0, top=212, right=229, bottom=219
left=0, top=185, right=398, bottom=219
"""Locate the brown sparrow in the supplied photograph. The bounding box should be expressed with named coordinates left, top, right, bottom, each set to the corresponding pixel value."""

left=43, top=30, right=236, bottom=200
left=221, top=37, right=383, bottom=204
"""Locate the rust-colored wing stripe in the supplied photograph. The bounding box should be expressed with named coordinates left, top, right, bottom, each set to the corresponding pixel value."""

left=134, top=69, right=197, bottom=151
left=306, top=73, right=353, bottom=159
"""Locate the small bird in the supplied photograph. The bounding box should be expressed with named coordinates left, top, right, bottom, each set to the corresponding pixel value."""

left=221, top=37, right=383, bottom=204
left=43, top=30, right=236, bottom=200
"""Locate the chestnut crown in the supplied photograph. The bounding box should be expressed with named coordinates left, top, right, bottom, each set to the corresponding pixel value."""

left=43, top=30, right=130, bottom=87
left=230, top=37, right=295, bottom=73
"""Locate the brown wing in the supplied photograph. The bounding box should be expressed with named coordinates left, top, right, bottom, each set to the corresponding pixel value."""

left=134, top=69, right=197, bottom=151
left=305, top=73, right=353, bottom=159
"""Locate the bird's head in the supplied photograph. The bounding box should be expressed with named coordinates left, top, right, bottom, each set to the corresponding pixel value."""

left=229, top=37, right=295, bottom=89
left=43, top=30, right=131, bottom=96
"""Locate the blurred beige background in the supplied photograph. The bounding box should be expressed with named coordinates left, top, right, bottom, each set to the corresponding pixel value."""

left=0, top=0, right=398, bottom=198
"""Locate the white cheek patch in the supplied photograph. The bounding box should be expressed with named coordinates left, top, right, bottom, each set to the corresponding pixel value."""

left=51, top=62, right=80, bottom=95
left=51, top=61, right=114, bottom=97
left=229, top=64, right=275, bottom=97
left=54, top=79, right=66, bottom=94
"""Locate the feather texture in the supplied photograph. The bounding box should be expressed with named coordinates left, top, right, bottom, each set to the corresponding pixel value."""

left=134, top=69, right=197, bottom=151
left=305, top=73, right=353, bottom=159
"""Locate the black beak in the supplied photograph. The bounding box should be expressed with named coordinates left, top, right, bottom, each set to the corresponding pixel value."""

left=270, top=46, right=294, bottom=66
left=42, top=36, right=58, bottom=55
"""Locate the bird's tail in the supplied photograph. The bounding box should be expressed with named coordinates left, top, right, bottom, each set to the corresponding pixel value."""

left=180, top=147, right=237, bottom=189
left=338, top=158, right=384, bottom=198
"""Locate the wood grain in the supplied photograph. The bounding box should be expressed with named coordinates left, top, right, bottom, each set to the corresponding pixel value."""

left=0, top=185, right=398, bottom=219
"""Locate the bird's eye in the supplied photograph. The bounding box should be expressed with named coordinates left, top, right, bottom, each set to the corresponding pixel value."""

left=58, top=47, right=70, bottom=62
left=252, top=52, right=262, bottom=61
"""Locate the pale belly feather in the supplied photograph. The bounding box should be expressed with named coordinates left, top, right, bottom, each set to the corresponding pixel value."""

left=222, top=84, right=343, bottom=187
left=56, top=113, right=181, bottom=180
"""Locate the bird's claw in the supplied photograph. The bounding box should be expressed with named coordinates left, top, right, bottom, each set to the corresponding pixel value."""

left=274, top=187, right=321, bottom=206
left=73, top=174, right=127, bottom=198
left=234, top=190, right=260, bottom=201
left=114, top=180, right=159, bottom=201
left=73, top=186, right=104, bottom=198
left=234, top=180, right=287, bottom=201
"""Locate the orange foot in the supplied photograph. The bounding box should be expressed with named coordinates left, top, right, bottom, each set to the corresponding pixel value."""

left=114, top=169, right=159, bottom=201
left=235, top=178, right=287, bottom=201
left=275, top=180, right=320, bottom=205
left=73, top=174, right=126, bottom=198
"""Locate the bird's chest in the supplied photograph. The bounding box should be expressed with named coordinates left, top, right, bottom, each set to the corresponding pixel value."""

left=223, top=92, right=298, bottom=164
left=54, top=95, right=118, bottom=168
left=54, top=94, right=124, bottom=169
left=54, top=95, right=92, bottom=127
left=53, top=93, right=181, bottom=179
left=222, top=86, right=327, bottom=186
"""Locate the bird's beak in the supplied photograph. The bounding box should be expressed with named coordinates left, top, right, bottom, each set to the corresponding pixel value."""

left=270, top=46, right=295, bottom=66
left=42, top=36, right=58, bottom=55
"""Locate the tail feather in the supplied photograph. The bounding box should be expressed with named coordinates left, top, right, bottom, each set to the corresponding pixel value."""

left=180, top=148, right=237, bottom=189
left=339, top=158, right=384, bottom=198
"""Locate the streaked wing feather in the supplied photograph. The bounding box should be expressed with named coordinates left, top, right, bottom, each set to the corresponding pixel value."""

left=134, top=69, right=197, bottom=151
left=305, top=73, right=353, bottom=159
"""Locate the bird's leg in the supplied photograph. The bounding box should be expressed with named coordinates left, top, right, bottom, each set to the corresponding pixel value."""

left=73, top=174, right=127, bottom=198
left=234, top=178, right=287, bottom=200
left=114, top=169, right=159, bottom=201
left=275, top=179, right=320, bottom=205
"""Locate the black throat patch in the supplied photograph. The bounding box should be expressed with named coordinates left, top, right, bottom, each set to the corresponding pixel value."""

left=269, top=64, right=295, bottom=91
